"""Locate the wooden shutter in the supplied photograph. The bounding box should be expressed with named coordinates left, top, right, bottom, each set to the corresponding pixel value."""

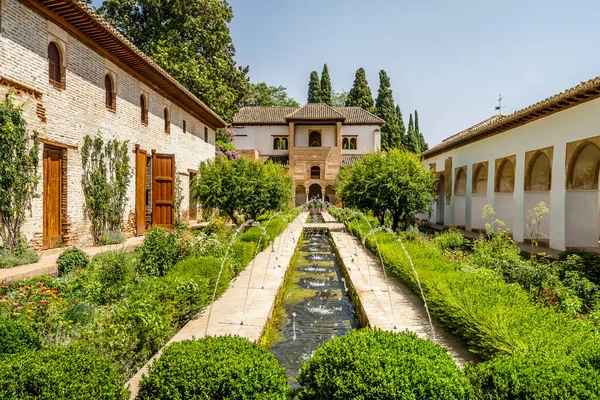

left=48, top=43, right=63, bottom=89
left=140, top=95, right=148, bottom=125
left=43, top=147, right=63, bottom=249
left=105, top=75, right=115, bottom=111
left=135, top=150, right=147, bottom=235
left=152, top=154, right=175, bottom=228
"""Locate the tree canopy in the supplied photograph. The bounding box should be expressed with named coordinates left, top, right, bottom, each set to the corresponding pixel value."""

left=320, top=64, right=332, bottom=105
left=98, top=0, right=249, bottom=122
left=346, top=67, right=374, bottom=111
left=406, top=113, right=420, bottom=153
left=336, top=149, right=435, bottom=230
left=396, top=105, right=407, bottom=148
left=242, top=83, right=299, bottom=107
left=375, top=70, right=402, bottom=150
left=331, top=90, right=348, bottom=107
left=195, top=156, right=293, bottom=223
left=308, top=71, right=321, bottom=103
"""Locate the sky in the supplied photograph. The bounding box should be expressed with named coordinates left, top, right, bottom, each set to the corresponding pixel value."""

left=226, top=0, right=600, bottom=146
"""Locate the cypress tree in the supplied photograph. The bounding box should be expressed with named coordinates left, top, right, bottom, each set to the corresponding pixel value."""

left=414, top=109, right=428, bottom=152
left=406, top=113, right=420, bottom=153
left=320, top=64, right=332, bottom=105
left=375, top=70, right=401, bottom=149
left=414, top=110, right=420, bottom=135
left=346, top=67, right=374, bottom=111
left=308, top=71, right=320, bottom=103
left=396, top=105, right=407, bottom=148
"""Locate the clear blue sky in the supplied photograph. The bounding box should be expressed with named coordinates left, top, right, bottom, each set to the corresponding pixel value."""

left=227, top=0, right=600, bottom=146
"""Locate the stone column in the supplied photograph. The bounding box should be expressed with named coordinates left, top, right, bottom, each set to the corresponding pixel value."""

left=465, top=163, right=473, bottom=231
left=336, top=122, right=343, bottom=150
left=288, top=122, right=295, bottom=172
left=512, top=152, right=526, bottom=243
left=550, top=144, right=566, bottom=250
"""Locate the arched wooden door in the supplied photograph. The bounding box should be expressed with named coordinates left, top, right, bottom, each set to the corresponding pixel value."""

left=152, top=153, right=175, bottom=228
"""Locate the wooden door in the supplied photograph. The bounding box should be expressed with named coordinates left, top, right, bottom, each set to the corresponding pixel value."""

left=152, top=154, right=175, bottom=228
left=135, top=150, right=147, bottom=235
left=43, top=147, right=62, bottom=249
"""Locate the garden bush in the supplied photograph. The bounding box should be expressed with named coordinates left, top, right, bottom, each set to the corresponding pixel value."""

left=98, top=230, right=125, bottom=246
left=431, top=228, right=467, bottom=252
left=559, top=249, right=600, bottom=284
left=230, top=241, right=257, bottom=273
left=171, top=256, right=232, bottom=294
left=0, top=247, right=38, bottom=269
left=57, top=247, right=89, bottom=276
left=92, top=250, right=137, bottom=303
left=0, top=346, right=129, bottom=399
left=137, top=336, right=288, bottom=399
left=0, top=317, right=43, bottom=355
left=136, top=227, right=177, bottom=276
left=297, top=329, right=472, bottom=400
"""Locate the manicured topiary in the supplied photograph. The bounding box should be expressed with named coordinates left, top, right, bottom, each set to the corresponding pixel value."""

left=0, top=317, right=43, bottom=355
left=56, top=247, right=89, bottom=276
left=0, top=346, right=129, bottom=399
left=137, top=336, right=288, bottom=399
left=297, top=329, right=473, bottom=400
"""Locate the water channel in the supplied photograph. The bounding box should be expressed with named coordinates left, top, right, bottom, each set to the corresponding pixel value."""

left=267, top=212, right=360, bottom=386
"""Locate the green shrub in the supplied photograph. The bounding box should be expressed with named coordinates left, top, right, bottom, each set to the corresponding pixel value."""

left=466, top=354, right=600, bottom=399
left=298, top=329, right=472, bottom=400
left=470, top=233, right=523, bottom=273
left=230, top=241, right=257, bottom=273
left=431, top=228, right=467, bottom=252
left=92, top=250, right=137, bottom=303
left=171, top=256, right=232, bottom=294
left=0, top=248, right=38, bottom=269
left=137, top=227, right=177, bottom=276
left=559, top=249, right=600, bottom=284
left=56, top=247, right=89, bottom=276
left=0, top=317, right=43, bottom=355
left=240, top=226, right=264, bottom=244
left=0, top=346, right=129, bottom=399
left=137, top=336, right=288, bottom=400
left=98, top=230, right=125, bottom=246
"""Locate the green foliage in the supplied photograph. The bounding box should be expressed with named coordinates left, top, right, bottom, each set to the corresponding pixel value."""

left=331, top=89, right=348, bottom=107
left=346, top=67, right=374, bottom=111
left=172, top=256, right=232, bottom=296
left=92, top=250, right=137, bottom=303
left=137, top=336, right=288, bottom=399
left=195, top=156, right=293, bottom=223
left=406, top=113, right=421, bottom=153
left=375, top=70, right=402, bottom=149
left=230, top=241, right=257, bottom=273
left=0, top=247, right=38, bottom=269
left=0, top=93, right=40, bottom=251
left=136, top=227, right=177, bottom=276
left=307, top=71, right=321, bottom=103
left=336, top=149, right=436, bottom=230
left=243, top=82, right=299, bottom=107
left=99, top=0, right=248, bottom=122
left=414, top=109, right=428, bottom=151
left=298, top=329, right=472, bottom=400
left=57, top=247, right=90, bottom=276
left=0, top=346, right=129, bottom=399
left=81, top=133, right=131, bottom=243
left=431, top=228, right=467, bottom=252
left=396, top=105, right=407, bottom=147
left=98, top=230, right=125, bottom=246
left=559, top=249, right=600, bottom=284
left=0, top=317, right=43, bottom=355
left=319, top=64, right=332, bottom=105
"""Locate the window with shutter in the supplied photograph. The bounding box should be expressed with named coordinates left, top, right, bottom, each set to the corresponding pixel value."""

left=204, top=126, right=208, bottom=143
left=48, top=42, right=64, bottom=89
left=105, top=74, right=116, bottom=111
left=140, top=94, right=148, bottom=125
left=164, top=107, right=170, bottom=133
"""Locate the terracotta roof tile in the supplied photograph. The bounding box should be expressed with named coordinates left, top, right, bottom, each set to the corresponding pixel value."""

left=333, top=107, right=385, bottom=125
left=233, top=105, right=385, bottom=126
left=232, top=107, right=297, bottom=125
left=285, top=103, right=346, bottom=121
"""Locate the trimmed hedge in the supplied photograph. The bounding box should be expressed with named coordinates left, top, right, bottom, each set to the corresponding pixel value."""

left=57, top=247, right=89, bottom=276
left=0, top=317, right=43, bottom=355
left=298, top=329, right=473, bottom=400
left=0, top=346, right=129, bottom=399
left=137, top=336, right=288, bottom=399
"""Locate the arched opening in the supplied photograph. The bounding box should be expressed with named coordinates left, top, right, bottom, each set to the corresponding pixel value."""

left=105, top=74, right=116, bottom=111
left=325, top=185, right=336, bottom=204
left=569, top=142, right=600, bottom=190
left=494, top=157, right=515, bottom=234
left=526, top=152, right=551, bottom=191
left=436, top=175, right=445, bottom=225
left=164, top=107, right=170, bottom=134
left=342, top=137, right=349, bottom=149
left=496, top=159, right=515, bottom=192
left=471, top=163, right=488, bottom=231
left=48, top=42, right=64, bottom=89
left=308, top=183, right=322, bottom=201
left=454, top=167, right=467, bottom=227
left=273, top=137, right=280, bottom=150
left=295, top=184, right=306, bottom=206
left=140, top=94, right=148, bottom=125
left=350, top=137, right=357, bottom=150
left=310, top=166, right=320, bottom=180
left=309, top=131, right=321, bottom=147
left=472, top=164, right=488, bottom=194
left=280, top=138, right=288, bottom=150
left=454, top=168, right=466, bottom=196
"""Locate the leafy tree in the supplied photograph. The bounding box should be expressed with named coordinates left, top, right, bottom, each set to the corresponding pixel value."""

left=243, top=83, right=299, bottom=107
left=98, top=0, right=249, bottom=122
left=396, top=105, right=407, bottom=148
left=331, top=90, right=349, bottom=107
left=337, top=149, right=435, bottom=230
left=346, top=67, right=374, bottom=111
left=414, top=109, right=428, bottom=152
left=195, top=156, right=293, bottom=223
left=320, top=64, right=332, bottom=105
left=308, top=71, right=321, bottom=103
left=406, top=114, right=420, bottom=153
left=0, top=93, right=39, bottom=251
left=375, top=70, right=401, bottom=149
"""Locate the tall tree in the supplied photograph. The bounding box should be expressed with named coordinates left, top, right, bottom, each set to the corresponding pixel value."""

left=375, top=70, right=401, bottom=149
left=99, top=0, right=249, bottom=123
left=346, top=68, right=374, bottom=111
left=414, top=110, right=420, bottom=134
left=406, top=113, right=420, bottom=153
left=396, top=105, right=407, bottom=148
left=414, top=109, right=428, bottom=152
left=308, top=71, right=321, bottom=103
left=243, top=83, right=299, bottom=106
left=320, top=64, right=332, bottom=105
left=331, top=90, right=349, bottom=107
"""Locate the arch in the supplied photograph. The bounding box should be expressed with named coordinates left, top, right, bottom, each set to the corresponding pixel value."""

left=295, top=185, right=306, bottom=194
left=47, top=42, right=64, bottom=88
left=526, top=152, right=551, bottom=191
left=472, top=163, right=488, bottom=194
left=273, top=137, right=280, bottom=150
left=105, top=74, right=115, bottom=111
left=495, top=158, right=515, bottom=192
left=308, top=183, right=322, bottom=200
left=568, top=141, right=600, bottom=190
left=350, top=137, right=357, bottom=150
left=280, top=137, right=288, bottom=150
left=454, top=167, right=466, bottom=196
left=310, top=166, right=321, bottom=180
left=140, top=94, right=148, bottom=124
left=342, top=137, right=349, bottom=149
left=325, top=185, right=335, bottom=204
left=164, top=107, right=170, bottom=134
left=309, top=130, right=321, bottom=147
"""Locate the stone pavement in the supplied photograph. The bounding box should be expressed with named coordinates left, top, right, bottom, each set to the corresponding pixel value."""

left=0, top=236, right=145, bottom=283
left=125, top=212, right=308, bottom=399
left=330, top=230, right=478, bottom=367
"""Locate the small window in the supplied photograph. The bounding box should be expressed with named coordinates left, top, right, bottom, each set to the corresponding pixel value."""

left=140, top=94, right=148, bottom=125
left=273, top=136, right=288, bottom=150
left=183, top=120, right=187, bottom=134
left=309, top=131, right=321, bottom=147
left=310, top=166, right=320, bottom=180
left=48, top=42, right=64, bottom=89
left=273, top=137, right=280, bottom=150
left=343, top=137, right=357, bottom=150
left=105, top=74, right=116, bottom=111
left=164, top=107, right=170, bottom=133
left=204, top=126, right=208, bottom=142
left=350, top=137, right=357, bottom=150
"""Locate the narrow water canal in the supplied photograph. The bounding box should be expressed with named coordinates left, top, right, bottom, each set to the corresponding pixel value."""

left=267, top=213, right=360, bottom=385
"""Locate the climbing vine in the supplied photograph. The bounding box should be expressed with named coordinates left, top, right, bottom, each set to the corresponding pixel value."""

left=174, top=169, right=184, bottom=227
left=81, top=132, right=131, bottom=243
left=0, top=92, right=40, bottom=251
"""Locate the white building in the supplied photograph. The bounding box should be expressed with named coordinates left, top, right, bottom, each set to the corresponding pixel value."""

left=232, top=103, right=384, bottom=205
left=422, top=77, right=600, bottom=251
left=0, top=0, right=225, bottom=249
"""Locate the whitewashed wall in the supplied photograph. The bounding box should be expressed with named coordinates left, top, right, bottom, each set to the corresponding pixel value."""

left=232, top=125, right=289, bottom=155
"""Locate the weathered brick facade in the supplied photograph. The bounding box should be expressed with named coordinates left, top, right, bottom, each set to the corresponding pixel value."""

left=0, top=0, right=224, bottom=249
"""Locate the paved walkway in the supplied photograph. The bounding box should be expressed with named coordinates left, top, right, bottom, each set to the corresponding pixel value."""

left=330, top=230, right=478, bottom=367
left=126, top=212, right=308, bottom=398
left=0, top=236, right=145, bottom=283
